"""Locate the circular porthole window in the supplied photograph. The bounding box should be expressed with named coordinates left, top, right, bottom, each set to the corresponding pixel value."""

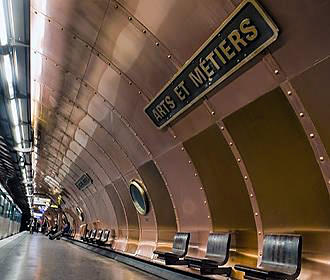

left=129, top=180, right=149, bottom=216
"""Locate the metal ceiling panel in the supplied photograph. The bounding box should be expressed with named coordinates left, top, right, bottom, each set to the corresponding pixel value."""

left=31, top=0, right=108, bottom=45
left=91, top=126, right=134, bottom=175
left=31, top=10, right=91, bottom=77
left=99, top=109, right=149, bottom=167
left=117, top=0, right=233, bottom=64
left=96, top=3, right=177, bottom=97
left=84, top=53, right=177, bottom=156
left=31, top=52, right=81, bottom=97
left=209, top=61, right=278, bottom=119
left=263, top=0, right=330, bottom=78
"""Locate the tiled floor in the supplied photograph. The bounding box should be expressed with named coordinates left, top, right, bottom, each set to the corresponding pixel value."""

left=0, top=232, right=161, bottom=280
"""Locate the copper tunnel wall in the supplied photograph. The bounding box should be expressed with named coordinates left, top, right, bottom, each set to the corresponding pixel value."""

left=30, top=0, right=330, bottom=279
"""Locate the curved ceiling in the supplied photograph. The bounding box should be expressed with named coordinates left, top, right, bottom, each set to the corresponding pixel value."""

left=30, top=0, right=330, bottom=278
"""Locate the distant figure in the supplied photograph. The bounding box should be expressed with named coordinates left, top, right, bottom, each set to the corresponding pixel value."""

left=36, top=221, right=41, bottom=233
left=62, top=222, right=71, bottom=236
left=29, top=218, right=35, bottom=234
left=42, top=222, right=48, bottom=234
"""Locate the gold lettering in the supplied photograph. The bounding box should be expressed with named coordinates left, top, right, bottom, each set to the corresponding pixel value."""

left=228, top=29, right=247, bottom=52
left=214, top=48, right=227, bottom=65
left=189, top=67, right=207, bottom=88
left=199, top=58, right=214, bottom=78
left=219, top=39, right=235, bottom=60
left=159, top=100, right=170, bottom=113
left=240, top=18, right=258, bottom=41
left=152, top=109, right=162, bottom=121
left=165, top=96, right=176, bottom=109
left=156, top=104, right=166, bottom=117
left=205, top=51, right=220, bottom=70
left=174, top=81, right=190, bottom=101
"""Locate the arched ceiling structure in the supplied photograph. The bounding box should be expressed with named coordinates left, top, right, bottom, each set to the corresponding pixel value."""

left=30, top=0, right=330, bottom=279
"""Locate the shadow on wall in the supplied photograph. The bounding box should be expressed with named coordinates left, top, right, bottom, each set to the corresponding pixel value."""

left=223, top=87, right=330, bottom=278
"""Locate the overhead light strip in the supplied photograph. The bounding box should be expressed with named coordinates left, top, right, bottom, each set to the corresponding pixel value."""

left=0, top=1, right=8, bottom=45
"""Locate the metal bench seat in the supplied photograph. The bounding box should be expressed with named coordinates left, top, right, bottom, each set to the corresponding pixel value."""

left=93, top=229, right=103, bottom=243
left=96, top=229, right=112, bottom=246
left=153, top=232, right=190, bottom=265
left=185, top=233, right=231, bottom=276
left=86, top=229, right=97, bottom=243
left=234, top=234, right=302, bottom=280
left=81, top=229, right=91, bottom=242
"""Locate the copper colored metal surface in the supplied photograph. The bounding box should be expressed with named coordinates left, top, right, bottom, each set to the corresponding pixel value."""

left=30, top=0, right=330, bottom=279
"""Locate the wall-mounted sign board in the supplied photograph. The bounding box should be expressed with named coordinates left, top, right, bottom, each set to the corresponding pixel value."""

left=75, top=173, right=93, bottom=190
left=145, top=0, right=278, bottom=129
left=33, top=197, right=51, bottom=206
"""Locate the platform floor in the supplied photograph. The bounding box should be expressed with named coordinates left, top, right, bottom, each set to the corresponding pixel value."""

left=0, top=232, right=161, bottom=280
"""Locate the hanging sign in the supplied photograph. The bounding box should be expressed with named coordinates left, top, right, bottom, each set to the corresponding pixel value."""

left=145, top=0, right=278, bottom=129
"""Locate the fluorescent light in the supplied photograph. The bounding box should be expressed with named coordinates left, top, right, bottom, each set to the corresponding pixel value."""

left=0, top=1, right=8, bottom=45
left=8, top=0, right=14, bottom=38
left=4, top=55, right=14, bottom=98
left=9, top=99, right=19, bottom=125
left=18, top=98, right=24, bottom=122
left=13, top=125, right=22, bottom=143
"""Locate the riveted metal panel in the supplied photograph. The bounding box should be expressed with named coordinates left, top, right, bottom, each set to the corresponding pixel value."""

left=261, top=0, right=330, bottom=78
left=138, top=160, right=177, bottom=251
left=84, top=53, right=177, bottom=156
left=104, top=184, right=128, bottom=250
left=70, top=106, right=86, bottom=124
left=75, top=86, right=94, bottom=112
left=291, top=57, right=330, bottom=158
left=82, top=138, right=121, bottom=181
left=172, top=103, right=215, bottom=142
left=209, top=60, right=279, bottom=119
left=31, top=53, right=81, bottom=97
left=79, top=143, right=111, bottom=187
left=96, top=3, right=177, bottom=97
left=31, top=10, right=90, bottom=77
left=117, top=0, right=233, bottom=64
left=156, top=143, right=212, bottom=257
left=92, top=126, right=134, bottom=176
left=113, top=178, right=140, bottom=254
left=184, top=124, right=257, bottom=260
left=223, top=88, right=330, bottom=230
left=107, top=112, right=149, bottom=167
left=31, top=0, right=108, bottom=45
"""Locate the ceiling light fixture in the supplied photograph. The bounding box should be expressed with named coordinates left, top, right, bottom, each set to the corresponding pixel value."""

left=0, top=1, right=8, bottom=45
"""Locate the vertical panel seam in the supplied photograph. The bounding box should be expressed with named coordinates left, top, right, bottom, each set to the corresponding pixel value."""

left=216, top=121, right=264, bottom=264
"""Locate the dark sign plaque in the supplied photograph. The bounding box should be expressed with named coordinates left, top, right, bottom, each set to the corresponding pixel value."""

left=145, top=0, right=278, bottom=129
left=75, top=173, right=93, bottom=190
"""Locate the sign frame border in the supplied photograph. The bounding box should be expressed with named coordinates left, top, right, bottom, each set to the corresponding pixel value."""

left=144, top=0, right=279, bottom=129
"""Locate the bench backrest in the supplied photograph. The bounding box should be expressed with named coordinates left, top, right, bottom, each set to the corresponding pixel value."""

left=90, top=229, right=97, bottom=239
left=96, top=230, right=103, bottom=240
left=172, top=232, right=190, bottom=257
left=101, top=230, right=110, bottom=242
left=85, top=230, right=91, bottom=238
left=205, top=233, right=231, bottom=265
left=261, top=234, right=302, bottom=276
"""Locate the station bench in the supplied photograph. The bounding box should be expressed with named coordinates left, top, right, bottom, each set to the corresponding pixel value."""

left=96, top=229, right=112, bottom=247
left=153, top=232, right=190, bottom=265
left=185, top=233, right=232, bottom=277
left=81, top=229, right=91, bottom=242
left=80, top=228, right=113, bottom=247
left=91, top=229, right=103, bottom=244
left=235, top=234, right=302, bottom=280
left=86, top=229, right=97, bottom=243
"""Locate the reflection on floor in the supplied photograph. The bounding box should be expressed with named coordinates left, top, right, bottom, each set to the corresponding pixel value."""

left=0, top=232, right=161, bottom=280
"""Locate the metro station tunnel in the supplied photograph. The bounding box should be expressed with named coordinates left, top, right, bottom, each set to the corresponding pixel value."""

left=0, top=1, right=329, bottom=280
